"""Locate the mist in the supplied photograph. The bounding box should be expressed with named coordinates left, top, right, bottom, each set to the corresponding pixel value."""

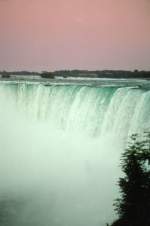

left=0, top=111, right=120, bottom=226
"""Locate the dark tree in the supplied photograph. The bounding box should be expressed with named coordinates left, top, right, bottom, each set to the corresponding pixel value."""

left=40, top=71, right=54, bottom=79
left=1, top=71, right=10, bottom=78
left=112, top=133, right=150, bottom=226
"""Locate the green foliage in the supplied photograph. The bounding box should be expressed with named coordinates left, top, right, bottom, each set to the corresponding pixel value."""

left=112, top=132, right=150, bottom=226
left=1, top=71, right=10, bottom=78
left=40, top=71, right=54, bottom=79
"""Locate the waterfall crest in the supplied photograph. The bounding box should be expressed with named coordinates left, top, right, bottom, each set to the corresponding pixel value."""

left=0, top=83, right=150, bottom=136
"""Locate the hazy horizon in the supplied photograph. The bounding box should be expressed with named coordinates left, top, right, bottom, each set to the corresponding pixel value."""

left=1, top=69, right=150, bottom=73
left=0, top=0, right=150, bottom=71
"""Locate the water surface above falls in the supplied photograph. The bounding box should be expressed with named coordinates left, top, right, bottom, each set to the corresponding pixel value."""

left=0, top=79, right=150, bottom=226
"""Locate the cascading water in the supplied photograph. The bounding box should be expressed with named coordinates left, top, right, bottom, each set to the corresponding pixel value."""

left=0, top=81, right=150, bottom=226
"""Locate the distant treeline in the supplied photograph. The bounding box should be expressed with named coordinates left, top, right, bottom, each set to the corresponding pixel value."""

left=0, top=71, right=40, bottom=77
left=1, top=70, right=150, bottom=79
left=47, top=70, right=150, bottom=79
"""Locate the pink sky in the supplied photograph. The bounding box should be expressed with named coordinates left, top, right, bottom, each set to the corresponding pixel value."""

left=0, top=0, right=150, bottom=71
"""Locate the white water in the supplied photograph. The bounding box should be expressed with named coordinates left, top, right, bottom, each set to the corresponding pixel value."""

left=0, top=82, right=150, bottom=226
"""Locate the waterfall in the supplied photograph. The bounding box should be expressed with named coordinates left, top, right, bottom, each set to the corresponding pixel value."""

left=0, top=81, right=150, bottom=226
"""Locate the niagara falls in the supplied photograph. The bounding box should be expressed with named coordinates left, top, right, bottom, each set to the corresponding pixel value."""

left=0, top=79, right=149, bottom=226
left=1, top=0, right=150, bottom=225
